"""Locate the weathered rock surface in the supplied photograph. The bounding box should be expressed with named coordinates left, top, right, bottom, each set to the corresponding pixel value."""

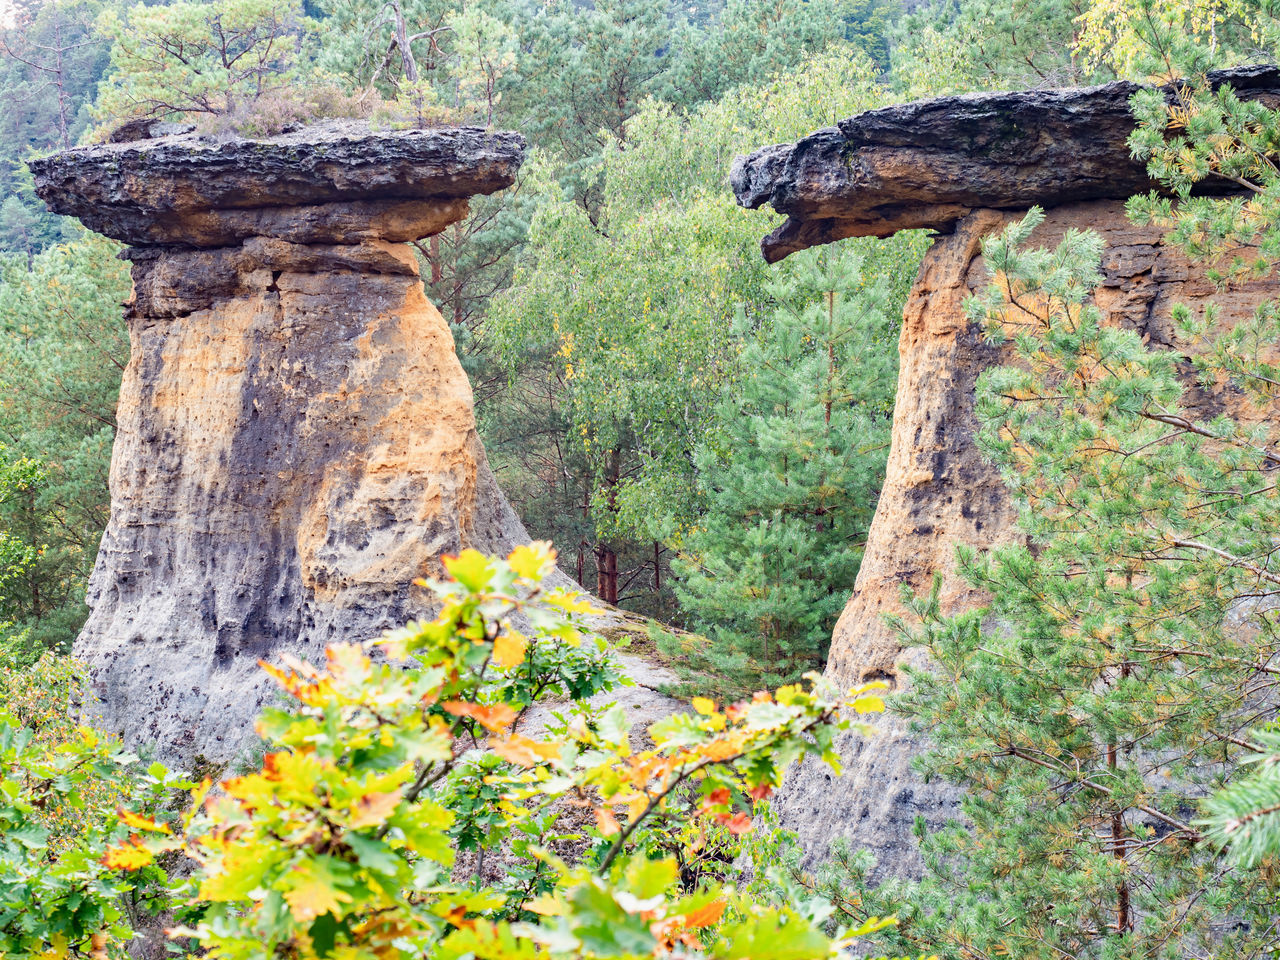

left=732, top=65, right=1280, bottom=262
left=32, top=122, right=524, bottom=248
left=732, top=74, right=1280, bottom=876
left=31, top=123, right=544, bottom=763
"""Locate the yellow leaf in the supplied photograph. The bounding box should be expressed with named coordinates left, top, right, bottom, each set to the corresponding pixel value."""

left=508, top=542, right=555, bottom=580
left=223, top=771, right=279, bottom=810
left=525, top=894, right=565, bottom=916
left=283, top=860, right=354, bottom=922
left=692, top=697, right=715, bottom=716
left=442, top=550, right=495, bottom=591
left=851, top=694, right=885, bottom=715
left=326, top=643, right=372, bottom=687
left=492, top=631, right=527, bottom=668
left=118, top=807, right=171, bottom=834
left=542, top=589, right=600, bottom=615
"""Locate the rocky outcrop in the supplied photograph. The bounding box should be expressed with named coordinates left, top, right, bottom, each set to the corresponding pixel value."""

left=732, top=69, right=1280, bottom=876
left=732, top=65, right=1280, bottom=262
left=30, top=122, right=539, bottom=764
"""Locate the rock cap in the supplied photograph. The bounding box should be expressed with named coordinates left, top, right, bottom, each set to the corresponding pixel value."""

left=732, top=64, right=1280, bottom=262
left=30, top=120, right=526, bottom=247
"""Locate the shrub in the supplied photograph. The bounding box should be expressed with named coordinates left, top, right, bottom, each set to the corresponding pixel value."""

left=0, top=543, right=899, bottom=958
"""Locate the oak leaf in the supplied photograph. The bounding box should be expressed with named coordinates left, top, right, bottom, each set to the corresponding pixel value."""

left=682, top=899, right=726, bottom=928
left=492, top=631, right=527, bottom=668
left=444, top=701, right=517, bottom=733
left=102, top=836, right=153, bottom=871
left=283, top=859, right=354, bottom=922
left=348, top=790, right=402, bottom=829
left=118, top=807, right=171, bottom=834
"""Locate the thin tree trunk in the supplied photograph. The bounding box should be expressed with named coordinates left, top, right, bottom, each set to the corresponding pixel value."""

left=391, top=0, right=419, bottom=82
left=824, top=289, right=835, bottom=425
left=429, top=234, right=442, bottom=285
left=594, top=448, right=621, bottom=605
left=1111, top=660, right=1132, bottom=934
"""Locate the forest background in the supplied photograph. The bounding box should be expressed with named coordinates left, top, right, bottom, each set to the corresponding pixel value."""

left=12, top=0, right=1280, bottom=958
left=0, top=0, right=934, bottom=696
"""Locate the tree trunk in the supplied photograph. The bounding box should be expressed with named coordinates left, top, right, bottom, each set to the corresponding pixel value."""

left=594, top=447, right=622, bottom=605
left=429, top=234, right=442, bottom=284
left=391, top=0, right=419, bottom=83
left=595, top=543, right=618, bottom=605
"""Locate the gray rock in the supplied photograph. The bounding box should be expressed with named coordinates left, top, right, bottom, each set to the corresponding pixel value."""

left=30, top=122, right=549, bottom=766
left=731, top=64, right=1280, bottom=262
left=30, top=121, right=526, bottom=247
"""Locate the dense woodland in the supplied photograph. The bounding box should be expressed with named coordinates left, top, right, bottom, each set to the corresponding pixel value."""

left=5, top=0, right=1280, bottom=956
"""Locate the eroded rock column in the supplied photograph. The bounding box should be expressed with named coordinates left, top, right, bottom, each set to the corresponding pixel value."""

left=32, top=122, right=533, bottom=762
left=732, top=68, right=1280, bottom=876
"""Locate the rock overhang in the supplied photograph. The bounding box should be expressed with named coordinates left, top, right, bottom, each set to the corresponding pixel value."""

left=28, top=120, right=527, bottom=248
left=731, top=64, right=1280, bottom=262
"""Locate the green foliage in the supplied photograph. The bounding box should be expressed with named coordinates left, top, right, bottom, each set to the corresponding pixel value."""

left=871, top=205, right=1280, bottom=957
left=0, top=0, right=108, bottom=253
left=487, top=52, right=925, bottom=615
left=888, top=0, right=1108, bottom=99
left=0, top=654, right=186, bottom=957
left=663, top=0, right=894, bottom=117
left=501, top=0, right=669, bottom=162
left=0, top=235, right=129, bottom=658
left=0, top=543, right=893, bottom=958
left=666, top=249, right=901, bottom=696
left=1103, top=5, right=1280, bottom=884
left=1075, top=0, right=1264, bottom=80
left=1201, top=727, right=1280, bottom=868
left=93, top=0, right=314, bottom=122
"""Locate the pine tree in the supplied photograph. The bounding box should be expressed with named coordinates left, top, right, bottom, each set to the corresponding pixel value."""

left=0, top=235, right=129, bottom=657
left=847, top=202, right=1280, bottom=959
left=667, top=249, right=897, bottom=696
left=0, top=0, right=108, bottom=255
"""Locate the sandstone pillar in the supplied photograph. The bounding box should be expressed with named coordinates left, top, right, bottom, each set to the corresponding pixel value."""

left=31, top=122, right=533, bottom=763
left=732, top=66, right=1280, bottom=876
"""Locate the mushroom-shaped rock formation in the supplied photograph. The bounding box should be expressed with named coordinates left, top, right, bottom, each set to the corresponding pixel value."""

left=732, top=66, right=1280, bottom=877
left=30, top=122, right=538, bottom=763
left=733, top=64, right=1280, bottom=263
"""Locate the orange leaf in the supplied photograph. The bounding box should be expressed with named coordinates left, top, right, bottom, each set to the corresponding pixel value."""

left=749, top=783, right=773, bottom=802
left=444, top=701, right=517, bottom=734
left=492, top=734, right=561, bottom=767
left=682, top=899, right=726, bottom=928
left=596, top=805, right=621, bottom=836
left=102, top=836, right=153, bottom=871
left=700, top=738, right=745, bottom=762
left=701, top=788, right=731, bottom=811
left=627, top=793, right=650, bottom=822
left=258, top=659, right=328, bottom=706
left=724, top=812, right=753, bottom=835
left=491, top=736, right=539, bottom=766
left=349, top=790, right=401, bottom=829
